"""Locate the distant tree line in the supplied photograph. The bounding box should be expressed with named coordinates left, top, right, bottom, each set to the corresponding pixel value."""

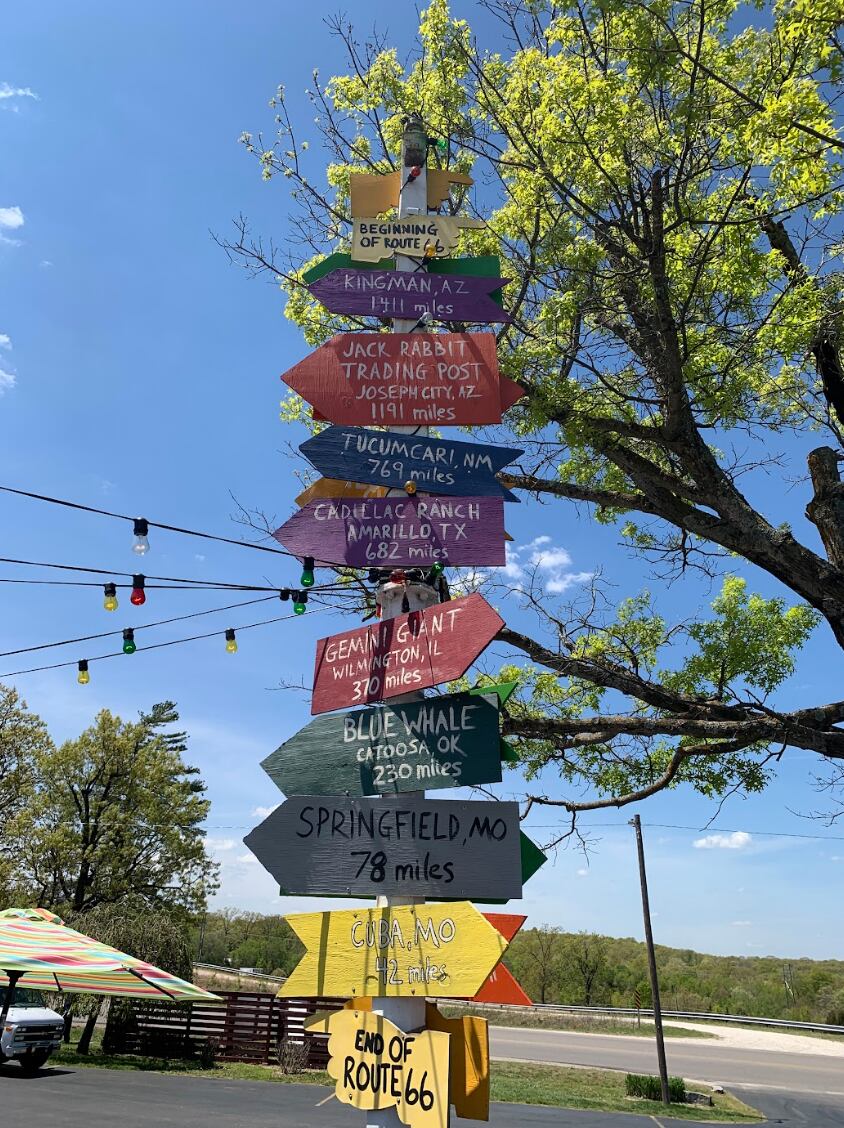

left=191, top=908, right=302, bottom=977
left=506, top=927, right=844, bottom=1026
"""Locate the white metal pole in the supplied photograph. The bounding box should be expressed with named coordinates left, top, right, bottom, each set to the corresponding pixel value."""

left=367, top=113, right=444, bottom=1128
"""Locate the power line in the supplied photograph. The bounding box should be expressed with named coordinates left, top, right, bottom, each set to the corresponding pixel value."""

left=0, top=594, right=280, bottom=658
left=528, top=820, right=844, bottom=841
left=0, top=484, right=295, bottom=559
left=0, top=605, right=339, bottom=678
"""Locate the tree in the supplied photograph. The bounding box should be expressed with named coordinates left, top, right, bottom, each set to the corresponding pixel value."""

left=560, top=932, right=608, bottom=1006
left=0, top=684, right=52, bottom=900
left=506, top=924, right=563, bottom=1003
left=10, top=702, right=219, bottom=914
left=224, top=0, right=844, bottom=829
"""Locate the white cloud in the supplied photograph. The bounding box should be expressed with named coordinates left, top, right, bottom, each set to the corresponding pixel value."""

left=576, top=867, right=588, bottom=877
left=236, top=853, right=260, bottom=865
left=531, top=546, right=573, bottom=570
left=0, top=206, right=25, bottom=229
left=0, top=84, right=38, bottom=108
left=251, top=804, right=278, bottom=819
left=206, top=837, right=236, bottom=852
left=498, top=537, right=593, bottom=596
left=0, top=334, right=10, bottom=349
left=693, top=830, right=752, bottom=850
left=546, top=570, right=595, bottom=594
left=731, top=920, right=752, bottom=927
left=830, top=855, right=843, bottom=862
left=0, top=368, right=16, bottom=394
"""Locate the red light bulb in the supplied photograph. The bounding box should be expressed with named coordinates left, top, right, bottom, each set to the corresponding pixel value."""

left=130, top=574, right=146, bottom=606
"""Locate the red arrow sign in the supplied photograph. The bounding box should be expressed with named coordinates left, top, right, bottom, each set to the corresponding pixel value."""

left=470, top=914, right=531, bottom=1005
left=281, top=332, right=523, bottom=428
left=311, top=593, right=504, bottom=715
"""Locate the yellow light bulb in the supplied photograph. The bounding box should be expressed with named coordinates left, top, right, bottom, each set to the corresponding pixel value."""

left=104, top=595, right=118, bottom=612
left=77, top=669, right=90, bottom=685
left=226, top=638, right=238, bottom=654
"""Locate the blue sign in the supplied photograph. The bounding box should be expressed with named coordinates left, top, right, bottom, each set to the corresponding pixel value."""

left=299, top=427, right=522, bottom=501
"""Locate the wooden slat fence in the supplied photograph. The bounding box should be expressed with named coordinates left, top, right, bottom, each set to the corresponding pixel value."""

left=104, top=991, right=344, bottom=1065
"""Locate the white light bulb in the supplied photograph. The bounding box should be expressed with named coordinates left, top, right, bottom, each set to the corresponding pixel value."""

left=132, top=535, right=150, bottom=555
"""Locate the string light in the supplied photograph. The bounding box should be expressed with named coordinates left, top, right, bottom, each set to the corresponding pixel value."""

left=122, top=628, right=136, bottom=655
left=77, top=660, right=89, bottom=685
left=103, top=582, right=118, bottom=612
left=225, top=628, right=238, bottom=654
left=130, top=575, right=146, bottom=606
left=279, top=588, right=291, bottom=601
left=132, top=518, right=150, bottom=555
left=293, top=591, right=308, bottom=615
left=300, top=557, right=315, bottom=588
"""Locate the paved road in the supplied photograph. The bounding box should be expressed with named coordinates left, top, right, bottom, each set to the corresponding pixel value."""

left=489, top=1026, right=844, bottom=1097
left=0, top=1066, right=842, bottom=1127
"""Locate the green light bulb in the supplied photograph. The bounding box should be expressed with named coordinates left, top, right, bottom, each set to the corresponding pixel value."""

left=300, top=556, right=315, bottom=588
left=293, top=591, right=307, bottom=615
left=122, top=629, right=136, bottom=655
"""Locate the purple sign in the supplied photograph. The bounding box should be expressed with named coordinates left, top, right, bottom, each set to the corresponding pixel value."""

left=273, top=496, right=506, bottom=568
left=308, top=267, right=512, bottom=324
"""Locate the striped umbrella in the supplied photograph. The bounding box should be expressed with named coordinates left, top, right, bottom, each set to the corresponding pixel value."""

left=0, top=908, right=220, bottom=1025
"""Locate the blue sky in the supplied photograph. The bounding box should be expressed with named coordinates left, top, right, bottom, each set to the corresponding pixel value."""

left=2, top=1, right=843, bottom=962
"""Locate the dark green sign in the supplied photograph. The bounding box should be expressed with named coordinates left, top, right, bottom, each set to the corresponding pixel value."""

left=261, top=690, right=505, bottom=798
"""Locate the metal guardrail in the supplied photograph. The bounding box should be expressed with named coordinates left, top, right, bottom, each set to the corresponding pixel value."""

left=463, top=1001, right=844, bottom=1035
left=191, top=966, right=844, bottom=1035
left=193, top=962, right=287, bottom=985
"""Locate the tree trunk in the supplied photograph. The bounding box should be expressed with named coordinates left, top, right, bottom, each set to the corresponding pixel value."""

left=76, top=1006, right=100, bottom=1054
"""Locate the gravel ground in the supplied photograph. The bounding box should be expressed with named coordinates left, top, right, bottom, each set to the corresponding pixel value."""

left=651, top=1021, right=844, bottom=1057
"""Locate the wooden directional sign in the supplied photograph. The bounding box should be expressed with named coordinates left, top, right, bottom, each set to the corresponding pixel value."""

left=311, top=593, right=505, bottom=714
left=273, top=496, right=506, bottom=569
left=261, top=690, right=503, bottom=798
left=331, top=998, right=490, bottom=1121
left=279, top=901, right=509, bottom=998
left=295, top=479, right=387, bottom=508
left=307, top=1008, right=451, bottom=1128
left=300, top=427, right=522, bottom=502
left=308, top=269, right=511, bottom=324
left=282, top=332, right=522, bottom=428
left=352, top=217, right=486, bottom=262
left=349, top=168, right=474, bottom=215
left=425, top=1004, right=490, bottom=1121
left=302, top=254, right=505, bottom=306
left=472, top=962, right=531, bottom=1007
left=243, top=796, right=523, bottom=900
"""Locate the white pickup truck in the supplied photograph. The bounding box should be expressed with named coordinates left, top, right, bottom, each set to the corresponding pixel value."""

left=0, top=987, right=64, bottom=1073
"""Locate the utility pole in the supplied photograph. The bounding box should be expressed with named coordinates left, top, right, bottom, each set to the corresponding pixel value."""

left=629, top=814, right=670, bottom=1105
left=368, top=112, right=442, bottom=1128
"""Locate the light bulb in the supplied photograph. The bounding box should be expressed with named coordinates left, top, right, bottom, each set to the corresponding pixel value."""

left=430, top=561, right=445, bottom=576
left=77, top=660, right=90, bottom=685
left=293, top=591, right=307, bottom=615
left=132, top=518, right=150, bottom=555
left=130, top=575, right=146, bottom=606
left=103, top=583, right=118, bottom=612
left=225, top=628, right=238, bottom=654
left=300, top=556, right=315, bottom=588
left=122, top=628, right=136, bottom=655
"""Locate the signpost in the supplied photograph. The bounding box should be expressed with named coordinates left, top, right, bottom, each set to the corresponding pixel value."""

left=310, top=593, right=505, bottom=714
left=302, top=254, right=505, bottom=300
left=352, top=216, right=486, bottom=262
left=273, top=496, right=506, bottom=568
left=260, top=690, right=504, bottom=797
left=279, top=901, right=511, bottom=999
left=300, top=426, right=523, bottom=500
left=308, top=268, right=511, bottom=324
left=281, top=332, right=522, bottom=427
left=244, top=795, right=523, bottom=900
left=307, top=1008, right=451, bottom=1128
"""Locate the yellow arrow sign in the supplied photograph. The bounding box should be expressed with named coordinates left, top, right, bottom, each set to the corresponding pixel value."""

left=349, top=170, right=474, bottom=216
left=352, top=217, right=486, bottom=263
left=294, top=478, right=388, bottom=507
left=279, top=902, right=509, bottom=999
left=307, top=1008, right=450, bottom=1128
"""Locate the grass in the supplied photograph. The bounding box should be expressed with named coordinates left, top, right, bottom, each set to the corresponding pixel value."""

left=50, top=1034, right=762, bottom=1122
left=440, top=1005, right=714, bottom=1039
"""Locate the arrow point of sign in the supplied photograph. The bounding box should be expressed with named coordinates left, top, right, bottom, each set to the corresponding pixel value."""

left=520, top=832, right=548, bottom=884
left=482, top=913, right=526, bottom=943
left=500, top=376, right=526, bottom=414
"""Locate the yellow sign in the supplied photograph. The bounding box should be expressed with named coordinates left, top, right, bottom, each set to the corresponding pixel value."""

left=279, top=902, right=509, bottom=999
left=426, top=1004, right=490, bottom=1121
left=351, top=217, right=486, bottom=263
left=349, top=170, right=474, bottom=217
left=295, top=478, right=388, bottom=507
left=307, top=1008, right=450, bottom=1128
